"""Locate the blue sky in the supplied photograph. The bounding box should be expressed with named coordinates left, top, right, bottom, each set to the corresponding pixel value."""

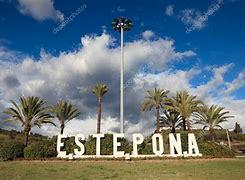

left=0, top=0, right=244, bottom=135
left=1, top=0, right=244, bottom=64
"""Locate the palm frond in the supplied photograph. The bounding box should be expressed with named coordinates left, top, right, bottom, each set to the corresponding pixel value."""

left=52, top=100, right=80, bottom=125
left=4, top=96, right=53, bottom=130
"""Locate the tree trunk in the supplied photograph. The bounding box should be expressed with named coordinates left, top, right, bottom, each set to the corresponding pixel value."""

left=171, top=126, right=176, bottom=133
left=60, top=123, right=64, bottom=134
left=210, top=128, right=216, bottom=142
left=156, top=106, right=160, bottom=133
left=187, top=119, right=191, bottom=131
left=182, top=117, right=187, bottom=131
left=97, top=96, right=102, bottom=134
left=24, top=126, right=30, bottom=146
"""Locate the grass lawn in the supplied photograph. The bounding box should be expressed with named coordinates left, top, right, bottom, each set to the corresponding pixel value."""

left=0, top=158, right=245, bottom=180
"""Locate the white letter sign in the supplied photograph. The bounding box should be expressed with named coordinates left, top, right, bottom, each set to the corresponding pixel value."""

left=132, top=133, right=144, bottom=156
left=93, top=134, right=104, bottom=156
left=113, top=133, right=125, bottom=157
left=74, top=134, right=85, bottom=157
left=188, top=133, right=201, bottom=156
left=57, top=134, right=68, bottom=158
left=169, top=133, right=182, bottom=156
left=152, top=134, right=164, bottom=155
left=56, top=133, right=202, bottom=159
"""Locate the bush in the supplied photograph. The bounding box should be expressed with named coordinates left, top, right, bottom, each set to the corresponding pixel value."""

left=85, top=134, right=132, bottom=155
left=0, top=142, right=25, bottom=161
left=138, top=132, right=235, bottom=158
left=199, top=142, right=235, bottom=158
left=24, top=140, right=57, bottom=159
left=230, top=133, right=245, bottom=141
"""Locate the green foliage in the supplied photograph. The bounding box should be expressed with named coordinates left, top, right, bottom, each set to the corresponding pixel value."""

left=160, top=110, right=182, bottom=133
left=138, top=131, right=235, bottom=158
left=0, top=129, right=241, bottom=160
left=141, top=88, right=169, bottom=111
left=3, top=96, right=55, bottom=146
left=138, top=135, right=153, bottom=155
left=231, top=133, right=245, bottom=141
left=92, top=83, right=108, bottom=97
left=51, top=100, right=80, bottom=134
left=166, top=90, right=203, bottom=130
left=4, top=96, right=54, bottom=128
left=85, top=134, right=132, bottom=155
left=64, top=137, right=80, bottom=154
left=85, top=135, right=96, bottom=155
left=199, top=142, right=235, bottom=158
left=0, top=142, right=25, bottom=161
left=194, top=105, right=233, bottom=130
left=24, top=140, right=57, bottom=159
left=141, top=88, right=169, bottom=132
left=138, top=132, right=189, bottom=155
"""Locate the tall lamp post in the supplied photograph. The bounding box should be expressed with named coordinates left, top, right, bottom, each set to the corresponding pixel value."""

left=112, top=17, right=133, bottom=133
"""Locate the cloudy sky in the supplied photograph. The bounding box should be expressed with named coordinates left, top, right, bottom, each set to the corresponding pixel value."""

left=0, top=0, right=244, bottom=137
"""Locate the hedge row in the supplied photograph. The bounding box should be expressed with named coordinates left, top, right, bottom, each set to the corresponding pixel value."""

left=0, top=133, right=235, bottom=161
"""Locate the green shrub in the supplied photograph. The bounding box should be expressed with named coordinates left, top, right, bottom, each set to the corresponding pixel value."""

left=85, top=134, right=132, bottom=155
left=230, top=133, right=245, bottom=141
left=100, top=134, right=113, bottom=155
left=24, top=140, right=57, bottom=159
left=84, top=135, right=96, bottom=155
left=139, top=142, right=153, bottom=155
left=139, top=132, right=189, bottom=155
left=199, top=142, right=235, bottom=158
left=62, top=137, right=78, bottom=154
left=138, top=132, right=235, bottom=158
left=0, top=141, right=25, bottom=161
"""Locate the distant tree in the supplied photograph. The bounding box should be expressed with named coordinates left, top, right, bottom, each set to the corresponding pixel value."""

left=4, top=96, right=54, bottom=146
left=51, top=100, right=80, bottom=134
left=166, top=90, right=203, bottom=131
left=160, top=110, right=183, bottom=133
left=142, top=88, right=169, bottom=133
left=92, top=83, right=108, bottom=134
left=234, top=122, right=242, bottom=134
left=193, top=105, right=234, bottom=141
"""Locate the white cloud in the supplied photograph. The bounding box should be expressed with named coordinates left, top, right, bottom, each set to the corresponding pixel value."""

left=193, top=64, right=233, bottom=100
left=117, top=6, right=125, bottom=12
left=0, top=32, right=196, bottom=136
left=142, top=30, right=155, bottom=40
left=131, top=63, right=245, bottom=132
left=17, top=0, right=64, bottom=22
left=133, top=68, right=200, bottom=94
left=225, top=70, right=245, bottom=94
left=219, top=98, right=245, bottom=130
left=0, top=32, right=244, bottom=136
left=180, top=0, right=224, bottom=33
left=165, top=5, right=174, bottom=16
left=0, top=46, right=24, bottom=64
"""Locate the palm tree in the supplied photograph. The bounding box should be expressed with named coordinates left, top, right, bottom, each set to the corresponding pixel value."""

left=92, top=83, right=108, bottom=134
left=141, top=88, right=169, bottom=133
left=3, top=96, right=54, bottom=146
left=193, top=105, right=234, bottom=141
left=160, top=110, right=183, bottom=133
left=51, top=100, right=80, bottom=134
left=166, top=90, right=202, bottom=131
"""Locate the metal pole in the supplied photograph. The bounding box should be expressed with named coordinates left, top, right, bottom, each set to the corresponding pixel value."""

left=120, top=26, right=124, bottom=133
left=226, top=129, right=231, bottom=150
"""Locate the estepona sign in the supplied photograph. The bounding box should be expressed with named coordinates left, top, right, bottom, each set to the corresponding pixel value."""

left=57, top=133, right=202, bottom=159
